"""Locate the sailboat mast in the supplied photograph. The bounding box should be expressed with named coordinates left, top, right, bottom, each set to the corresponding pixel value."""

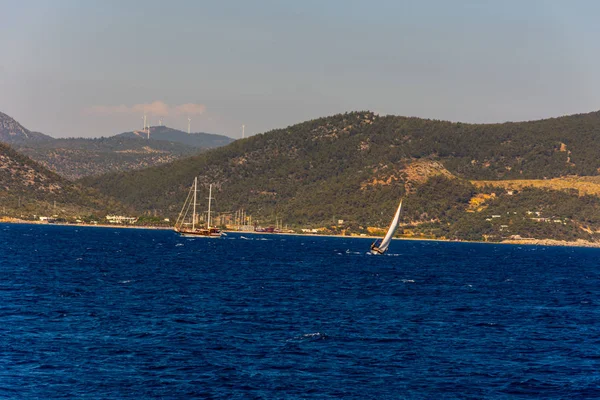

left=192, top=177, right=197, bottom=230
left=207, top=184, right=213, bottom=229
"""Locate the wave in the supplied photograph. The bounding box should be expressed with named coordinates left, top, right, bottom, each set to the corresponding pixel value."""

left=287, top=332, right=328, bottom=342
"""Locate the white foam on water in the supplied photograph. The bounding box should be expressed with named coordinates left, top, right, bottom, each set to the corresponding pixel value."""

left=345, top=249, right=362, bottom=255
left=287, top=332, right=328, bottom=342
left=303, top=332, right=326, bottom=339
left=401, top=279, right=415, bottom=283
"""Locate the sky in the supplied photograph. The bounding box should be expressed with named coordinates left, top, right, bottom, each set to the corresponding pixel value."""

left=1, top=0, right=600, bottom=139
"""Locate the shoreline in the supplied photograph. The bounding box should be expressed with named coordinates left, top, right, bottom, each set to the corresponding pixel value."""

left=0, top=219, right=173, bottom=231
left=499, top=238, right=600, bottom=248
left=2, top=220, right=600, bottom=248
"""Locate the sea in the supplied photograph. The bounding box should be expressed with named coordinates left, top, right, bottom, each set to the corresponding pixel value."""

left=1, top=223, right=599, bottom=399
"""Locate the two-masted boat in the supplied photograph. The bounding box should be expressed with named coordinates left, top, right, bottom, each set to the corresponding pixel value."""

left=174, top=178, right=222, bottom=238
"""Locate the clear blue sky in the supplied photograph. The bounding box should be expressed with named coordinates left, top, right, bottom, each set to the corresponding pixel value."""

left=1, top=0, right=600, bottom=138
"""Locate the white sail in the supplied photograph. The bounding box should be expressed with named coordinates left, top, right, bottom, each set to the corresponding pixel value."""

left=377, top=199, right=403, bottom=253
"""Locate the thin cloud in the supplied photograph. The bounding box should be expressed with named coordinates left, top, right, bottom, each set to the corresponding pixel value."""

left=174, top=103, right=206, bottom=116
left=84, top=101, right=206, bottom=117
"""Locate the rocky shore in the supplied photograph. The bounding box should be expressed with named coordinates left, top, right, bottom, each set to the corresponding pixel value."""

left=501, top=238, right=600, bottom=248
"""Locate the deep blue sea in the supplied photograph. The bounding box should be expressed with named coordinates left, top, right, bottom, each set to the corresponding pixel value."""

left=2, top=223, right=600, bottom=399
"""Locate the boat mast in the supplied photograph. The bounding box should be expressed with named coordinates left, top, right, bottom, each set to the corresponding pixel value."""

left=192, top=177, right=197, bottom=230
left=207, top=184, right=213, bottom=229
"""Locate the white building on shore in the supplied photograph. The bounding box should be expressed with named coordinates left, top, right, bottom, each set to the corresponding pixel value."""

left=105, top=215, right=137, bottom=224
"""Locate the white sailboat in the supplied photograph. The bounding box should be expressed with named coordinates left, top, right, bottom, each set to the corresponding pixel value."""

left=370, top=199, right=403, bottom=255
left=174, top=178, right=222, bottom=238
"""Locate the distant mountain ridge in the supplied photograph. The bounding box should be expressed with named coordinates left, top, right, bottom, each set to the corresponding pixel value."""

left=117, top=126, right=234, bottom=148
left=0, top=111, right=234, bottom=179
left=0, top=112, right=53, bottom=143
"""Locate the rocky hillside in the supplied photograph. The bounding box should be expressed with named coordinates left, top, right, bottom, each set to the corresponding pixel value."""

left=0, top=142, right=125, bottom=217
left=0, top=112, right=53, bottom=143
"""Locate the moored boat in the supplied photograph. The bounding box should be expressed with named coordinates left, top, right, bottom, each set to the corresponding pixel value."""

left=174, top=178, right=222, bottom=238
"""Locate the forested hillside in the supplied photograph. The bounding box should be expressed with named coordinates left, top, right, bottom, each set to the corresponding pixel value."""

left=15, top=136, right=201, bottom=180
left=0, top=111, right=234, bottom=179
left=79, top=110, right=600, bottom=242
left=0, top=142, right=126, bottom=218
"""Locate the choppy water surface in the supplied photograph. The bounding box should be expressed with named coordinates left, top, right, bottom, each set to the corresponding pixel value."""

left=1, top=223, right=600, bottom=398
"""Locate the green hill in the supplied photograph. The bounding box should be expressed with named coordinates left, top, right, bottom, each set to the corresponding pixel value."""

left=0, top=142, right=126, bottom=219
left=79, top=110, right=600, bottom=242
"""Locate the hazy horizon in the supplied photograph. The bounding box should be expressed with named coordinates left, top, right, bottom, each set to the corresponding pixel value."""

left=2, top=0, right=600, bottom=139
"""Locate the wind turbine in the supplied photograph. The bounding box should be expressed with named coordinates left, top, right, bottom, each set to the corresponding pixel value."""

left=159, top=119, right=163, bottom=126
left=188, top=117, right=191, bottom=134
left=242, top=124, right=245, bottom=139
left=143, top=114, right=147, bottom=130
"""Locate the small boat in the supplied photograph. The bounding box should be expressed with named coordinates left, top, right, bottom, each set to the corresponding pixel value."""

left=174, top=178, right=222, bottom=238
left=370, top=199, right=403, bottom=255
left=254, top=226, right=275, bottom=233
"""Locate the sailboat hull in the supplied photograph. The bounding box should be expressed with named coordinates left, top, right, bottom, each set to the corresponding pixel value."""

left=370, top=247, right=386, bottom=255
left=175, top=228, right=222, bottom=238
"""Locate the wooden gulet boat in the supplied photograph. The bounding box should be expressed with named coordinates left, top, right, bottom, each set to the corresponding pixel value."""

left=174, top=178, right=222, bottom=238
